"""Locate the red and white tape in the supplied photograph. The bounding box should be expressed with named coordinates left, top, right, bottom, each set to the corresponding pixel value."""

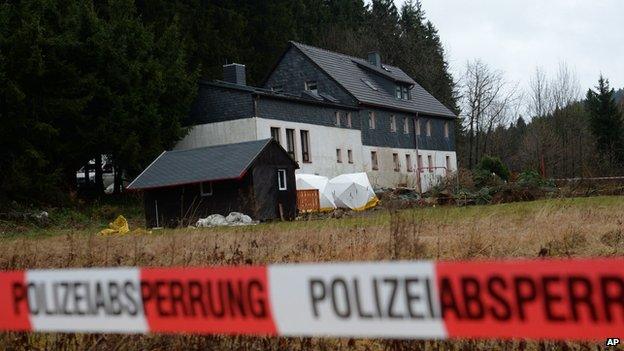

left=0, top=259, right=622, bottom=340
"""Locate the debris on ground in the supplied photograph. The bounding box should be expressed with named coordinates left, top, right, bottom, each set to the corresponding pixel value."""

left=375, top=187, right=421, bottom=209
left=330, top=209, right=346, bottom=219
left=195, top=212, right=257, bottom=228
left=0, top=210, right=50, bottom=226
left=99, top=215, right=151, bottom=235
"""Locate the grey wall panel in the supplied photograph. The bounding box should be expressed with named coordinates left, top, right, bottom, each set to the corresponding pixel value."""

left=264, top=46, right=357, bottom=106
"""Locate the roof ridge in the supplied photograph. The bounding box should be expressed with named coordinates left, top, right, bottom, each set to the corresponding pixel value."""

left=290, top=41, right=369, bottom=64
left=290, top=41, right=406, bottom=71
left=167, top=138, right=272, bottom=154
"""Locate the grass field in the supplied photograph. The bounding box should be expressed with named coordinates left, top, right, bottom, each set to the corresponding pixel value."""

left=0, top=196, right=623, bottom=350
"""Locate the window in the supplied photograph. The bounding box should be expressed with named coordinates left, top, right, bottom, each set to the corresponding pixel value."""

left=403, top=117, right=409, bottom=134
left=415, top=119, right=421, bottom=135
left=362, top=79, right=378, bottom=91
left=371, top=151, right=378, bottom=170
left=286, top=129, right=296, bottom=160
left=305, top=80, right=318, bottom=94
left=300, top=130, right=310, bottom=163
left=277, top=169, right=287, bottom=190
left=368, top=111, right=376, bottom=129
left=200, top=182, right=213, bottom=197
left=390, top=115, right=396, bottom=132
left=426, top=120, right=432, bottom=137
left=270, top=127, right=281, bottom=144
left=393, top=153, right=400, bottom=172
left=406, top=154, right=413, bottom=172
left=347, top=149, right=353, bottom=164
left=336, top=149, right=342, bottom=163
left=417, top=155, right=423, bottom=172
left=346, top=112, right=352, bottom=127
left=428, top=155, right=433, bottom=172
left=335, top=111, right=341, bottom=126
left=446, top=155, right=452, bottom=173
left=272, top=85, right=283, bottom=93
left=396, top=85, right=410, bottom=100
left=444, top=121, right=450, bottom=138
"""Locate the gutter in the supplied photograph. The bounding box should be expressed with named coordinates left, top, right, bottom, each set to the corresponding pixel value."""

left=413, top=113, right=422, bottom=194
left=360, top=101, right=457, bottom=119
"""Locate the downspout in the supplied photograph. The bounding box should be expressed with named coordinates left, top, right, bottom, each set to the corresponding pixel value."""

left=413, top=113, right=422, bottom=194
left=252, top=93, right=259, bottom=140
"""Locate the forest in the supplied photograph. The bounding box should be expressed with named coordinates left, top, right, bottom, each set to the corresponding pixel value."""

left=1, top=0, right=623, bottom=206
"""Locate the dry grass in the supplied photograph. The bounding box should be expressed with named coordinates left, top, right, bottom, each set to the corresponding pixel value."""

left=0, top=196, right=623, bottom=350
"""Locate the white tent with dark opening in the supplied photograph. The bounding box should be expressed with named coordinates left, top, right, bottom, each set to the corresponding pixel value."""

left=327, top=172, right=379, bottom=211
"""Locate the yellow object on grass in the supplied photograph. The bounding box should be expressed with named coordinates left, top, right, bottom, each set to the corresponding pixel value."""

left=99, top=215, right=151, bottom=235
left=352, top=196, right=380, bottom=211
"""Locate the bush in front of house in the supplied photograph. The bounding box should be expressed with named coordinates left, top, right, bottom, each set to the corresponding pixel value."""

left=476, top=156, right=511, bottom=182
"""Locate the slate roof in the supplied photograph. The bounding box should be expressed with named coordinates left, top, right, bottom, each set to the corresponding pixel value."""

left=204, top=80, right=358, bottom=109
left=127, top=139, right=294, bottom=190
left=290, top=41, right=456, bottom=118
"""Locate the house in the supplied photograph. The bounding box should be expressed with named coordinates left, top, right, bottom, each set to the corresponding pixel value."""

left=176, top=41, right=457, bottom=191
left=127, top=139, right=298, bottom=227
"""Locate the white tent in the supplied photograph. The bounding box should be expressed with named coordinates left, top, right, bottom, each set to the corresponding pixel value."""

left=295, top=174, right=337, bottom=211
left=327, top=172, right=379, bottom=211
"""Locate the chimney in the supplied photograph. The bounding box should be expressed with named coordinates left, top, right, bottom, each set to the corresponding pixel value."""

left=223, top=63, right=246, bottom=85
left=367, top=51, right=381, bottom=67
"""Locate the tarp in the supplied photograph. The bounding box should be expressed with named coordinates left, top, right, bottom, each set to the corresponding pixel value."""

left=327, top=172, right=379, bottom=211
left=195, top=212, right=256, bottom=227
left=295, top=174, right=336, bottom=211
left=99, top=215, right=151, bottom=235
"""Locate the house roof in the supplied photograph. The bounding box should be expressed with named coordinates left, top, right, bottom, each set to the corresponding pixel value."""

left=203, top=80, right=358, bottom=110
left=290, top=41, right=456, bottom=118
left=127, top=139, right=296, bottom=190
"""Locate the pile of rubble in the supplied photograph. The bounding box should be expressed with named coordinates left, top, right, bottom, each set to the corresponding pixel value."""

left=375, top=187, right=423, bottom=209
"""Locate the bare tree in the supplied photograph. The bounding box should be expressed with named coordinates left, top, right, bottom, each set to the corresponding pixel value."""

left=550, top=61, right=581, bottom=110
left=481, top=84, right=522, bottom=156
left=527, top=66, right=552, bottom=118
left=461, top=59, right=518, bottom=168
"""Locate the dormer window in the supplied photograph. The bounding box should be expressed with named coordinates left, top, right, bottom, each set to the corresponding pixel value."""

left=305, top=81, right=318, bottom=94
left=396, top=84, right=410, bottom=100
left=402, top=86, right=410, bottom=100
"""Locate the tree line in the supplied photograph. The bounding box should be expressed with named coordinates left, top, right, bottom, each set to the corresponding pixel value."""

left=457, top=60, right=624, bottom=179
left=0, top=0, right=456, bottom=205
left=3, top=0, right=619, bottom=207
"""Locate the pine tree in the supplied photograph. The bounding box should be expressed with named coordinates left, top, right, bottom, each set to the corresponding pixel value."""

left=585, top=76, right=624, bottom=166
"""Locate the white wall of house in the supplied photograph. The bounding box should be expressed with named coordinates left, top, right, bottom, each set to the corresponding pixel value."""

left=255, top=118, right=364, bottom=176
left=174, top=117, right=457, bottom=191
left=174, top=118, right=257, bottom=150
left=361, top=145, right=457, bottom=191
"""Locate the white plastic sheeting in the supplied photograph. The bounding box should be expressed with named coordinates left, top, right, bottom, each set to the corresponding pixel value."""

left=295, top=174, right=337, bottom=211
left=196, top=212, right=255, bottom=227
left=327, top=172, right=379, bottom=211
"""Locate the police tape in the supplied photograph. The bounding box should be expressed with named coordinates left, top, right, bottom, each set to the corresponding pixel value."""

left=0, top=259, right=622, bottom=340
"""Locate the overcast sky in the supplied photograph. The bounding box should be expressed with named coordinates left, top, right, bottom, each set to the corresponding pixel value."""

left=399, top=0, right=624, bottom=94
